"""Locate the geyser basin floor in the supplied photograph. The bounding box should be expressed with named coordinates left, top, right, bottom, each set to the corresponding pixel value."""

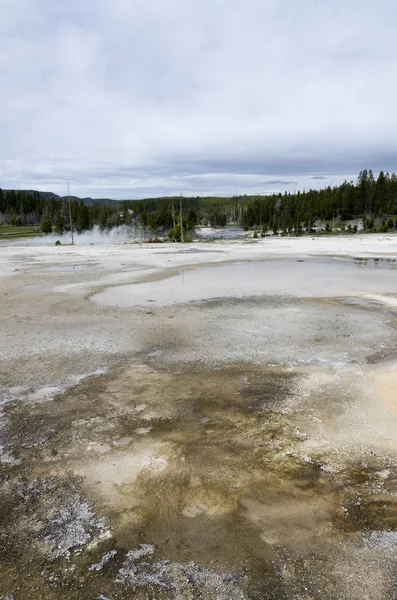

left=1, top=238, right=397, bottom=599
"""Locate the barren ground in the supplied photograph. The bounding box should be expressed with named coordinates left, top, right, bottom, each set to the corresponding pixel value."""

left=1, top=235, right=397, bottom=599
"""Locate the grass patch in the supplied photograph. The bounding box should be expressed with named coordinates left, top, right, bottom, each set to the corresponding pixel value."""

left=0, top=225, right=43, bottom=240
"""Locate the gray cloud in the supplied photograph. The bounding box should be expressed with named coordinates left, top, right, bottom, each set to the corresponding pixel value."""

left=1, top=0, right=397, bottom=199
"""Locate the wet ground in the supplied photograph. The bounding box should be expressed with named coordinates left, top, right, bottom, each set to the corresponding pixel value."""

left=92, top=257, right=397, bottom=308
left=1, top=240, right=397, bottom=599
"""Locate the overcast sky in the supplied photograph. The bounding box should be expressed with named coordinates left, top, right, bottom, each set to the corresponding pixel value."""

left=1, top=0, right=397, bottom=199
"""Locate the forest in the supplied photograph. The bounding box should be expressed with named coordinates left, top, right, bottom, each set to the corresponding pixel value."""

left=1, top=169, right=397, bottom=237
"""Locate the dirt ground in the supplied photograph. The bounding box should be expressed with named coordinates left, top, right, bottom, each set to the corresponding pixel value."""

left=1, top=238, right=397, bottom=599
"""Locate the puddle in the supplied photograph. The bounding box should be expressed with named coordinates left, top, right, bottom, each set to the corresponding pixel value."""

left=44, top=265, right=90, bottom=272
left=353, top=257, right=397, bottom=268
left=92, top=258, right=397, bottom=308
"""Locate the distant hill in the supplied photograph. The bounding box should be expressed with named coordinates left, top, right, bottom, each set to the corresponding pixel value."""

left=60, top=195, right=120, bottom=206
left=2, top=189, right=119, bottom=206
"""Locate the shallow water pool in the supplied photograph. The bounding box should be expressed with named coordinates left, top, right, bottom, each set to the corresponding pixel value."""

left=92, top=258, right=397, bottom=308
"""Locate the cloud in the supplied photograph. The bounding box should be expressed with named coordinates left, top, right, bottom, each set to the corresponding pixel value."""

left=1, top=0, right=397, bottom=198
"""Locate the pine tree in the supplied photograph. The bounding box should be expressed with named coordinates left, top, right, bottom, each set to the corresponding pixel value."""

left=76, top=203, right=90, bottom=232
left=41, top=216, right=52, bottom=234
left=55, top=210, right=64, bottom=234
left=374, top=171, right=387, bottom=214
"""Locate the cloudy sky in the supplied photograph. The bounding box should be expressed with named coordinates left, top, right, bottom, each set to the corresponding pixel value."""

left=1, top=0, right=397, bottom=199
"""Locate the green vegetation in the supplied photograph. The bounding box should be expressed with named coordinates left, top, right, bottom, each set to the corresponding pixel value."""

left=1, top=169, right=397, bottom=238
left=0, top=188, right=120, bottom=234
left=40, top=216, right=52, bottom=234
left=121, top=168, right=397, bottom=236
left=0, top=224, right=43, bottom=240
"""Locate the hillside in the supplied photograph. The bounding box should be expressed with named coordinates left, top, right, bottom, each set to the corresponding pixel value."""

left=2, top=189, right=118, bottom=206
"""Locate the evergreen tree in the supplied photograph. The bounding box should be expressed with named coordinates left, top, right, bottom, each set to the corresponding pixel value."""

left=41, top=216, right=52, bottom=234
left=76, top=202, right=90, bottom=232
left=55, top=210, right=64, bottom=234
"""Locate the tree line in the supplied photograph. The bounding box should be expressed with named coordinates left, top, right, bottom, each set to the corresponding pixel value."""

left=0, top=189, right=120, bottom=233
left=121, top=169, right=397, bottom=235
left=1, top=169, right=397, bottom=236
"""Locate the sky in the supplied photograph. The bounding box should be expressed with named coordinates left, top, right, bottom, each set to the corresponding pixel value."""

left=1, top=0, right=397, bottom=199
